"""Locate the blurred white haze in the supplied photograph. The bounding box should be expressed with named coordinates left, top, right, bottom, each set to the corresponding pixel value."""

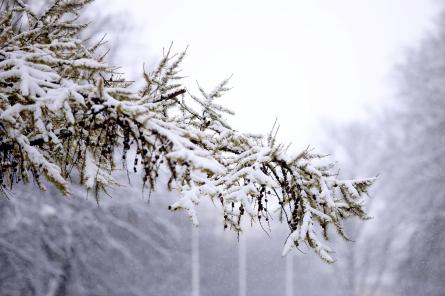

left=2, top=0, right=445, bottom=295
left=105, top=0, right=438, bottom=146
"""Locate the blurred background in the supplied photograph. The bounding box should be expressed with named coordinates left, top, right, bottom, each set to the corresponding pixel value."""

left=2, top=0, right=445, bottom=295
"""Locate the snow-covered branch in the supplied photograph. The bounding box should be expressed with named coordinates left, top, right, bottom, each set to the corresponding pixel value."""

left=0, top=0, right=375, bottom=262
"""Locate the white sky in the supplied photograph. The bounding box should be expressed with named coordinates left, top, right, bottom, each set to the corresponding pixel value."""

left=108, top=0, right=439, bottom=148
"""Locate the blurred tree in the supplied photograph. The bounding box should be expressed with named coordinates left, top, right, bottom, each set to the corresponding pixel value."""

left=322, top=8, right=445, bottom=296
left=320, top=122, right=384, bottom=296
left=390, top=11, right=445, bottom=296
left=0, top=181, right=191, bottom=295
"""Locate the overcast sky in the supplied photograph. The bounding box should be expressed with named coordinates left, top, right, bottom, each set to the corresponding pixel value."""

left=107, top=0, right=439, bottom=148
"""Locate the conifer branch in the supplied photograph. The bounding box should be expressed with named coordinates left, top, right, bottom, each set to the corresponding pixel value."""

left=0, top=0, right=376, bottom=262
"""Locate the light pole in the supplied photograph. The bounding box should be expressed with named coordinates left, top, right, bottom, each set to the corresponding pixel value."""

left=192, top=225, right=200, bottom=296
left=239, top=232, right=246, bottom=296
left=285, top=252, right=294, bottom=296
